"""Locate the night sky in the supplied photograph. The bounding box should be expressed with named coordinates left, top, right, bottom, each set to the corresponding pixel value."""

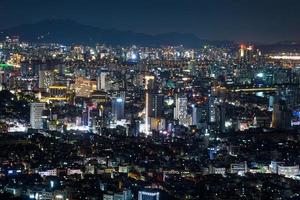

left=1, top=0, right=300, bottom=43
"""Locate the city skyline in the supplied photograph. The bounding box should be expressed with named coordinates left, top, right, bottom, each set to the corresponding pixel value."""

left=1, top=1, right=300, bottom=199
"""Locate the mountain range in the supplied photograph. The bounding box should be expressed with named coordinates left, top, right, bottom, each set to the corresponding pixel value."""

left=0, top=19, right=216, bottom=47
left=1, top=19, right=300, bottom=52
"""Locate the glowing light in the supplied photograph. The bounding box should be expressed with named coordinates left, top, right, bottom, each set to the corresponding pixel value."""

left=225, top=121, right=232, bottom=128
left=116, top=98, right=123, bottom=103
left=8, top=122, right=27, bottom=132
left=256, top=73, right=264, bottom=78
left=49, top=86, right=67, bottom=89
left=270, top=55, right=300, bottom=60
left=0, top=63, right=14, bottom=69
left=232, top=87, right=276, bottom=92
left=50, top=180, right=54, bottom=188
left=55, top=194, right=64, bottom=199
left=67, top=125, right=89, bottom=131
left=162, top=131, right=168, bottom=135
left=131, top=53, right=137, bottom=60
left=165, top=99, right=174, bottom=106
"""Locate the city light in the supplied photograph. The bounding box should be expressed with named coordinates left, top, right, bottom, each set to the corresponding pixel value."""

left=116, top=98, right=123, bottom=103
left=256, top=73, right=264, bottom=78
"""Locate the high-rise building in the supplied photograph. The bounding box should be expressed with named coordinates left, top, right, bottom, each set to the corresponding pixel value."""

left=30, top=103, right=46, bottom=129
left=239, top=44, right=246, bottom=58
left=112, top=96, right=125, bottom=121
left=148, top=93, right=164, bottom=118
left=208, top=94, right=217, bottom=123
left=138, top=190, right=160, bottom=200
left=269, top=96, right=274, bottom=111
left=174, top=95, right=188, bottom=126
left=272, top=99, right=291, bottom=129
left=97, top=72, right=107, bottom=91
left=218, top=105, right=226, bottom=133
left=192, top=103, right=209, bottom=131
left=191, top=104, right=200, bottom=126
left=239, top=44, right=261, bottom=64
left=0, top=70, right=4, bottom=90
left=39, top=70, right=54, bottom=91
left=97, top=76, right=101, bottom=91
left=148, top=93, right=165, bottom=131
left=144, top=75, right=155, bottom=135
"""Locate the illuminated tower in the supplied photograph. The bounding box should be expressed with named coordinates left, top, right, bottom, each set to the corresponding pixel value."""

left=240, top=44, right=246, bottom=58
left=174, top=95, right=188, bottom=126
left=239, top=44, right=255, bottom=64
left=145, top=75, right=155, bottom=135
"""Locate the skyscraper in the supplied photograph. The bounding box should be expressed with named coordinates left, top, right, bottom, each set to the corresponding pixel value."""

left=112, top=96, right=125, bottom=121
left=148, top=93, right=164, bottom=118
left=147, top=93, right=164, bottom=131
left=144, top=75, right=155, bottom=135
left=97, top=72, right=107, bottom=91
left=30, top=103, right=46, bottom=129
left=272, top=99, right=291, bottom=129
left=174, top=95, right=188, bottom=126
left=191, top=104, right=200, bottom=126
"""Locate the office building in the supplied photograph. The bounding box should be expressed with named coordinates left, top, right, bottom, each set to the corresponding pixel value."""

left=97, top=72, right=107, bottom=91
left=148, top=93, right=164, bottom=118
left=112, top=96, right=125, bottom=121
left=174, top=95, right=188, bottom=126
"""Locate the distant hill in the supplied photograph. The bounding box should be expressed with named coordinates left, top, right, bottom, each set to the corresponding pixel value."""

left=0, top=19, right=215, bottom=47
left=3, top=19, right=298, bottom=52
